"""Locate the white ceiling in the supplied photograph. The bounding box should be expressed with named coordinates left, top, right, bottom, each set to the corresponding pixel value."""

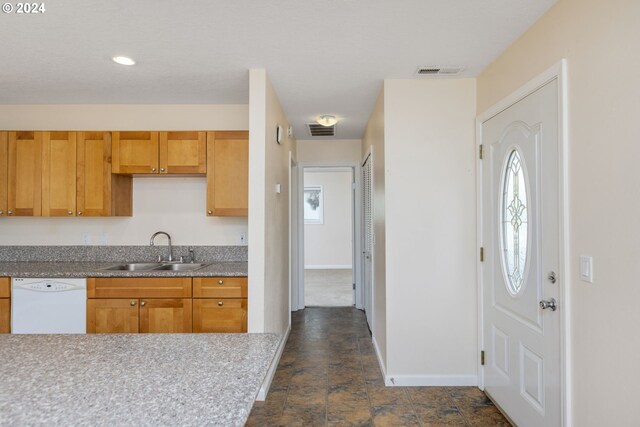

left=0, top=0, right=556, bottom=139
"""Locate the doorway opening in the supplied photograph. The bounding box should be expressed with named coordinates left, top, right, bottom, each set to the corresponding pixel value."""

left=303, top=167, right=354, bottom=306
left=294, top=163, right=362, bottom=311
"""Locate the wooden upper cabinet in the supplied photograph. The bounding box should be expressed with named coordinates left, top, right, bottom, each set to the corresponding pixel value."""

left=87, top=299, right=139, bottom=334
left=77, top=132, right=132, bottom=216
left=42, top=131, right=77, bottom=216
left=139, top=298, right=192, bottom=333
left=112, top=131, right=159, bottom=174
left=206, top=131, right=249, bottom=217
left=159, top=131, right=206, bottom=174
left=0, top=132, right=7, bottom=217
left=8, top=131, right=43, bottom=216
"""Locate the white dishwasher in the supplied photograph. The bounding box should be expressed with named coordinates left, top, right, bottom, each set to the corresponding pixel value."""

left=12, top=278, right=87, bottom=334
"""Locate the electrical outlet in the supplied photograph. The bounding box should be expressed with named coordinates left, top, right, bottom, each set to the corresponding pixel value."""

left=239, top=232, right=247, bottom=245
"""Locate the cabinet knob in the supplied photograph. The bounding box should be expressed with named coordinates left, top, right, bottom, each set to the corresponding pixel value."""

left=217, top=301, right=223, bottom=306
left=218, top=280, right=224, bottom=285
left=151, top=167, right=157, bottom=172
left=67, top=210, right=73, bottom=215
left=7, top=210, right=13, bottom=215
left=140, top=301, right=146, bottom=307
left=77, top=211, right=82, bottom=216
left=0, top=210, right=3, bottom=215
left=207, top=210, right=213, bottom=215
left=130, top=301, right=136, bottom=306
left=160, top=167, right=166, bottom=172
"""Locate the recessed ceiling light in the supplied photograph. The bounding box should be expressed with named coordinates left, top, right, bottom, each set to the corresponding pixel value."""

left=317, top=115, right=338, bottom=127
left=112, top=56, right=135, bottom=66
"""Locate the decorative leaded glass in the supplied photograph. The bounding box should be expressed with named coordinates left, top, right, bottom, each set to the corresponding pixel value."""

left=501, top=149, right=528, bottom=294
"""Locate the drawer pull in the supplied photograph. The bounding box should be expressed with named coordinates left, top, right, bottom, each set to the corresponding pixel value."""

left=130, top=301, right=136, bottom=306
left=140, top=301, right=146, bottom=307
left=218, top=280, right=224, bottom=285
left=217, top=301, right=223, bottom=306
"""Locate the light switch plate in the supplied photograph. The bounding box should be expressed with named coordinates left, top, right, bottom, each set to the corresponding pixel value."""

left=580, top=255, right=593, bottom=283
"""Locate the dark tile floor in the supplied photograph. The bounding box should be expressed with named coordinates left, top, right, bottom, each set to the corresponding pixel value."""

left=247, top=307, right=510, bottom=426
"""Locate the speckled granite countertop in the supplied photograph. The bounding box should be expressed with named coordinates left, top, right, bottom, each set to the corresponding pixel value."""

left=0, top=261, right=247, bottom=278
left=0, top=333, right=279, bottom=426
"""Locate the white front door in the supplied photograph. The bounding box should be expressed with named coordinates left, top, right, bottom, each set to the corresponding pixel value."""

left=481, top=79, right=560, bottom=426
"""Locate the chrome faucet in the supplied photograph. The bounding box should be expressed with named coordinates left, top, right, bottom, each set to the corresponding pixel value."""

left=150, top=231, right=174, bottom=262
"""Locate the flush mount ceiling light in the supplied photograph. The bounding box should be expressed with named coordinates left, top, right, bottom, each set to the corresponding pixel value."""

left=316, top=115, right=338, bottom=127
left=112, top=56, right=135, bottom=66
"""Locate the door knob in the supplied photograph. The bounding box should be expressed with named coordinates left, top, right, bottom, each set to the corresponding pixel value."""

left=0, top=210, right=3, bottom=215
left=67, top=210, right=73, bottom=215
left=207, top=210, right=212, bottom=215
left=140, top=301, right=146, bottom=307
left=151, top=167, right=157, bottom=172
left=77, top=211, right=82, bottom=216
left=7, top=210, right=13, bottom=215
left=130, top=301, right=136, bottom=306
left=160, top=167, right=165, bottom=172
left=539, top=298, right=557, bottom=311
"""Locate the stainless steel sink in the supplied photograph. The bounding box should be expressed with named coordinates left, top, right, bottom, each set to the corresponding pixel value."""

left=102, top=263, right=164, bottom=271
left=153, top=263, right=209, bottom=271
left=101, top=262, right=209, bottom=272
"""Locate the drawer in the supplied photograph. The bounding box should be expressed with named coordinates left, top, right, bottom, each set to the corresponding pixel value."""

left=193, top=298, right=247, bottom=333
left=87, top=277, right=192, bottom=299
left=193, top=277, right=247, bottom=298
left=0, top=278, right=9, bottom=298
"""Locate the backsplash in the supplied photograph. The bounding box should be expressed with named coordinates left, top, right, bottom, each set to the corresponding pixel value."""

left=0, top=246, right=247, bottom=263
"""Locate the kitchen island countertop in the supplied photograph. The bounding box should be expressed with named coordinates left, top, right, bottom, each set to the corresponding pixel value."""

left=0, top=261, right=247, bottom=278
left=0, top=333, right=279, bottom=426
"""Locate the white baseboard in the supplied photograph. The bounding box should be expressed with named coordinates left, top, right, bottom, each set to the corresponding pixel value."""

left=256, top=326, right=290, bottom=401
left=384, top=374, right=478, bottom=387
left=304, top=265, right=352, bottom=270
left=372, top=335, right=387, bottom=378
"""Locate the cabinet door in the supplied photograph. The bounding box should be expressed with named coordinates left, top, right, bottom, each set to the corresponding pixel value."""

left=42, top=131, right=77, bottom=216
left=87, top=299, right=139, bottom=334
left=139, top=298, right=192, bottom=333
left=206, top=131, right=248, bottom=216
left=0, top=299, right=9, bottom=334
left=0, top=132, right=7, bottom=216
left=193, top=298, right=247, bottom=333
left=112, top=131, right=159, bottom=174
left=159, top=131, right=206, bottom=174
left=8, top=131, right=43, bottom=216
left=77, top=132, right=132, bottom=216
left=0, top=278, right=9, bottom=334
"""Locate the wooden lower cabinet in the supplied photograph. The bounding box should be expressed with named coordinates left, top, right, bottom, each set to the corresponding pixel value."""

left=87, top=299, right=139, bottom=334
left=193, top=298, right=247, bottom=333
left=86, top=277, right=247, bottom=334
left=0, top=278, right=9, bottom=333
left=139, top=298, right=192, bottom=333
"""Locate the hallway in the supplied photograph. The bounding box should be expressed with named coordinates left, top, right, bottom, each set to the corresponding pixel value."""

left=247, top=308, right=509, bottom=426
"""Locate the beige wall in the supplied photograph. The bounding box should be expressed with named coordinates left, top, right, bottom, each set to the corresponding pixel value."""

left=477, top=0, right=640, bottom=423
left=303, top=171, right=353, bottom=268
left=0, top=105, right=248, bottom=130
left=384, top=79, right=477, bottom=383
left=0, top=105, right=248, bottom=245
left=248, top=69, right=295, bottom=334
left=362, top=90, right=387, bottom=367
left=297, top=139, right=362, bottom=163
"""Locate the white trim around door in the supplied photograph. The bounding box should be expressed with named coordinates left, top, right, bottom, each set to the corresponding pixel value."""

left=293, top=161, right=363, bottom=311
left=476, top=59, right=570, bottom=426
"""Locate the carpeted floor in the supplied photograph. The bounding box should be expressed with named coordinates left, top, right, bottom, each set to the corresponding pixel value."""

left=305, top=269, right=353, bottom=307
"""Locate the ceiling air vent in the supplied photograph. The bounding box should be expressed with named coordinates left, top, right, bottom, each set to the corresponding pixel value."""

left=416, top=66, right=465, bottom=76
left=307, top=123, right=336, bottom=137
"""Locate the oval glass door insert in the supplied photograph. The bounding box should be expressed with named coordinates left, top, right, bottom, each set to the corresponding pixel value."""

left=501, top=149, right=529, bottom=295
